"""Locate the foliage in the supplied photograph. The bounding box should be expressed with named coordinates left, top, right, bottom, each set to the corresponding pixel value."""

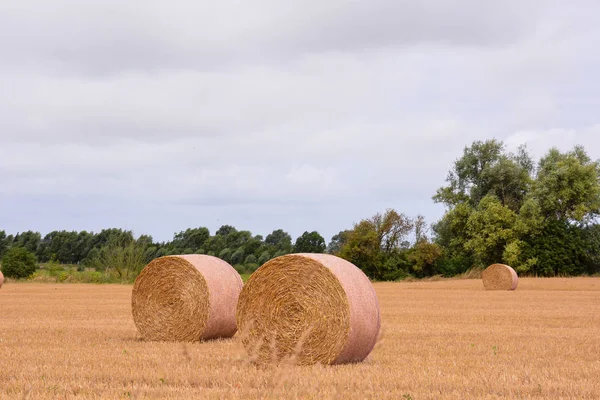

left=339, top=209, right=414, bottom=280
left=2, top=140, right=600, bottom=282
left=432, top=140, right=600, bottom=277
left=83, top=237, right=147, bottom=281
left=327, top=230, right=350, bottom=255
left=294, top=231, right=326, bottom=253
left=1, top=247, right=38, bottom=279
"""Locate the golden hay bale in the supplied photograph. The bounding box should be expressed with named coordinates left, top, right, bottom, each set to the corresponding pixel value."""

left=0, top=270, right=3, bottom=289
left=131, top=255, right=243, bottom=341
left=482, top=263, right=518, bottom=290
left=236, top=253, right=381, bottom=366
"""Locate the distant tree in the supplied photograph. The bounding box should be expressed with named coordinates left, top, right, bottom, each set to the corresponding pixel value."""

left=231, top=246, right=245, bottom=265
left=258, top=250, right=271, bottom=266
left=327, top=230, right=350, bottom=254
left=244, top=254, right=257, bottom=265
left=533, top=146, right=600, bottom=222
left=12, top=231, right=42, bottom=254
left=265, top=229, right=292, bottom=253
left=171, top=228, right=210, bottom=253
left=340, top=209, right=413, bottom=280
left=408, top=241, right=443, bottom=277
left=219, top=248, right=232, bottom=263
left=0, top=230, right=8, bottom=258
left=1, top=247, right=38, bottom=279
left=83, top=237, right=146, bottom=280
left=216, top=225, right=237, bottom=237
left=294, top=231, right=326, bottom=253
left=433, top=140, right=533, bottom=211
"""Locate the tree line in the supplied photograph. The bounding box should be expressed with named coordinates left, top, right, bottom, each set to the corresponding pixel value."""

left=2, top=139, right=600, bottom=280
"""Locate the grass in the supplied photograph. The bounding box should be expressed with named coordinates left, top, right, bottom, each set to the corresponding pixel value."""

left=1, top=278, right=600, bottom=398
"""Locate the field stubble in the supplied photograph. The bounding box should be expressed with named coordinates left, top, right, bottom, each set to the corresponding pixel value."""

left=0, top=278, right=599, bottom=399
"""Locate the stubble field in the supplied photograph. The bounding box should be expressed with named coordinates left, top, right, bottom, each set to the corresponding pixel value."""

left=1, top=278, right=599, bottom=399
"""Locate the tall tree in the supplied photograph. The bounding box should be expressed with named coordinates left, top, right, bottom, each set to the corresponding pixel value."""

left=327, top=230, right=350, bottom=255
left=433, top=140, right=533, bottom=211
left=340, top=209, right=413, bottom=280
left=533, top=146, right=600, bottom=222
left=265, top=229, right=293, bottom=253
left=294, top=231, right=326, bottom=253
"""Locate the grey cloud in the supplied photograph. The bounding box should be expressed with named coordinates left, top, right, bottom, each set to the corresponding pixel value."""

left=1, top=1, right=599, bottom=242
left=0, top=0, right=546, bottom=76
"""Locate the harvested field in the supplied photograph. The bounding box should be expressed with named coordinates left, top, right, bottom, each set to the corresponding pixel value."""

left=1, top=278, right=599, bottom=399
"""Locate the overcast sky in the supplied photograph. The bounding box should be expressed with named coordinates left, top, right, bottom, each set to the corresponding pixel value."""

left=1, top=1, right=599, bottom=243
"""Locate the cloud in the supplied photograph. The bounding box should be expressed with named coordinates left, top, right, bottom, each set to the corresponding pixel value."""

left=0, top=1, right=599, bottom=242
left=0, top=0, right=546, bottom=75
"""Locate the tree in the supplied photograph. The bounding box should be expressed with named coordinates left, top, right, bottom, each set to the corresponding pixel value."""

left=0, top=230, right=8, bottom=258
left=414, top=215, right=428, bottom=244
left=171, top=228, right=210, bottom=253
left=219, top=248, right=232, bottom=263
left=1, top=247, right=38, bottom=279
left=216, top=225, right=237, bottom=237
left=339, top=209, right=414, bottom=280
left=83, top=237, right=146, bottom=280
left=433, top=140, right=533, bottom=211
left=12, top=231, right=42, bottom=254
left=265, top=229, right=292, bottom=253
left=244, top=254, right=257, bottom=265
left=408, top=241, right=443, bottom=277
left=258, top=250, right=271, bottom=266
left=533, top=146, right=600, bottom=222
left=294, top=231, right=326, bottom=253
left=327, top=230, right=350, bottom=254
left=231, top=246, right=245, bottom=265
left=464, top=195, right=518, bottom=267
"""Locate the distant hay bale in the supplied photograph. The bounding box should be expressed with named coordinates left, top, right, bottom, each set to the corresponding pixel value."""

left=482, top=263, right=518, bottom=290
left=0, top=270, right=3, bottom=289
left=131, top=255, right=243, bottom=341
left=236, top=253, right=381, bottom=366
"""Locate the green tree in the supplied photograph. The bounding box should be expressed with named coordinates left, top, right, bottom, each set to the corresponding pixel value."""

left=327, top=230, right=349, bottom=254
left=265, top=229, right=293, bottom=253
left=0, top=230, right=8, bottom=258
left=171, top=228, right=210, bottom=253
left=340, top=209, right=413, bottom=280
left=258, top=250, right=271, bottom=266
left=408, top=241, right=443, bottom=277
left=433, top=140, right=533, bottom=211
left=83, top=237, right=146, bottom=280
left=244, top=254, right=257, bottom=265
left=464, top=195, right=518, bottom=267
left=219, top=248, right=232, bottom=263
left=294, top=231, right=326, bottom=253
left=534, top=146, right=600, bottom=222
left=216, top=225, right=237, bottom=237
left=12, top=231, right=42, bottom=254
left=1, top=247, right=38, bottom=279
left=231, top=246, right=245, bottom=265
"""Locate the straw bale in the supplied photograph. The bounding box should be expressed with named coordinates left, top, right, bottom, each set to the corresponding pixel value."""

left=236, top=253, right=380, bottom=366
left=482, top=263, right=518, bottom=290
left=131, top=255, right=243, bottom=341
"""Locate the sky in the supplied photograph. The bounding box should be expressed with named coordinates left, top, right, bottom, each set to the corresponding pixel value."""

left=1, top=1, right=599, bottom=243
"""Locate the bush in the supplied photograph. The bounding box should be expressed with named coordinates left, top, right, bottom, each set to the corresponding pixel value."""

left=1, top=247, right=38, bottom=279
left=244, top=263, right=260, bottom=273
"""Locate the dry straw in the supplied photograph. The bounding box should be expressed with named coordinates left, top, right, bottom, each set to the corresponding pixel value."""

left=482, top=263, right=518, bottom=290
left=131, top=255, right=243, bottom=341
left=236, top=253, right=381, bottom=366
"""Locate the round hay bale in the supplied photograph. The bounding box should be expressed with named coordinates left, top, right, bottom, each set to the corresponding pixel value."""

left=0, top=270, right=4, bottom=289
left=236, top=253, right=380, bottom=366
left=482, top=263, right=518, bottom=290
left=131, top=255, right=243, bottom=341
